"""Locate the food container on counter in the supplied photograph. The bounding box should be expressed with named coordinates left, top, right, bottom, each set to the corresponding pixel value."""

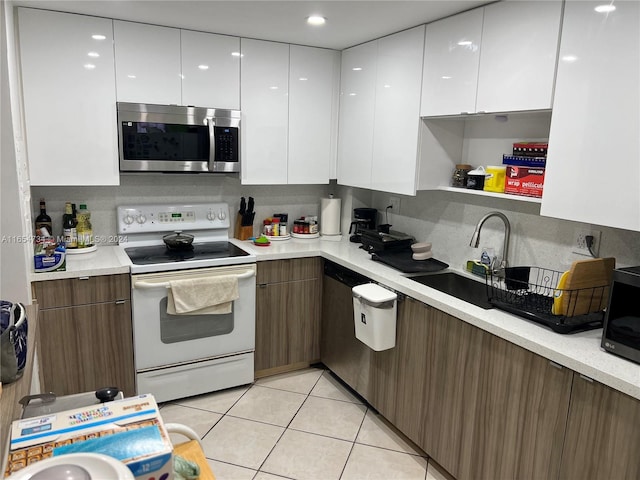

left=466, top=166, right=488, bottom=190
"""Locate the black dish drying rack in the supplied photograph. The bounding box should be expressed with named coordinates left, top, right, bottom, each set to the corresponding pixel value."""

left=486, top=266, right=609, bottom=334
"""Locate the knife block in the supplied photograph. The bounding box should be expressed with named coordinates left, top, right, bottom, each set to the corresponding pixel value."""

left=234, top=216, right=254, bottom=240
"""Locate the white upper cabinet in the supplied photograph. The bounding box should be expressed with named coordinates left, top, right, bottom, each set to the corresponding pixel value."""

left=114, top=21, right=181, bottom=104
left=338, top=27, right=425, bottom=195
left=337, top=41, right=378, bottom=190
left=18, top=8, right=119, bottom=186
left=541, top=1, right=640, bottom=231
left=240, top=39, right=289, bottom=185
left=421, top=1, right=561, bottom=117
left=288, top=46, right=340, bottom=184
left=421, top=8, right=483, bottom=117
left=180, top=30, right=240, bottom=109
left=372, top=26, right=425, bottom=194
left=476, top=1, right=562, bottom=113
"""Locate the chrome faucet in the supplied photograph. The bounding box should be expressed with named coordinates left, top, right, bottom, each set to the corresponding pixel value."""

left=469, top=211, right=511, bottom=275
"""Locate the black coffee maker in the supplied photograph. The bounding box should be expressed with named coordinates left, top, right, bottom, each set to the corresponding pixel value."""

left=349, top=208, right=377, bottom=243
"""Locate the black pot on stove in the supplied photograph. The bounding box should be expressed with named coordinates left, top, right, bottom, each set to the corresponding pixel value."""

left=162, top=231, right=194, bottom=250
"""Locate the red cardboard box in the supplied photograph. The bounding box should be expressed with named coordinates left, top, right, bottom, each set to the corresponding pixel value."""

left=504, top=166, right=545, bottom=198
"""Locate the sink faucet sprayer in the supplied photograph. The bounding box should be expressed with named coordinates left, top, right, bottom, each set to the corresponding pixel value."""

left=469, top=211, right=511, bottom=275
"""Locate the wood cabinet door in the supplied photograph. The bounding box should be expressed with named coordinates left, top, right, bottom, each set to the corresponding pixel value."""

left=369, top=297, right=430, bottom=442
left=255, top=259, right=322, bottom=372
left=456, top=334, right=572, bottom=480
left=38, top=301, right=135, bottom=397
left=559, top=374, right=640, bottom=480
left=320, top=275, right=371, bottom=396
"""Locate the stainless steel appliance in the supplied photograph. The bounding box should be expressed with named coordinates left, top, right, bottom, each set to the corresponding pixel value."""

left=349, top=208, right=377, bottom=243
left=601, top=266, right=640, bottom=364
left=118, top=102, right=240, bottom=174
left=117, top=202, right=256, bottom=402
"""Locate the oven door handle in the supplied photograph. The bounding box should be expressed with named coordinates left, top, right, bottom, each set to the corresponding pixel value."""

left=133, top=269, right=256, bottom=289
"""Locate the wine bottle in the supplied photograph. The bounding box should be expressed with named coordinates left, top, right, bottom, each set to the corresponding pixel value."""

left=63, top=202, right=77, bottom=248
left=34, top=198, right=52, bottom=238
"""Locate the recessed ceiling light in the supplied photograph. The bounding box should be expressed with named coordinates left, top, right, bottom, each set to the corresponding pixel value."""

left=91, top=34, right=106, bottom=40
left=83, top=63, right=96, bottom=70
left=231, top=52, right=243, bottom=57
left=198, top=64, right=209, bottom=70
left=87, top=51, right=100, bottom=58
left=441, top=76, right=452, bottom=80
left=307, top=15, right=326, bottom=26
left=352, top=67, right=362, bottom=71
left=299, top=77, right=308, bottom=81
left=127, top=74, right=136, bottom=79
left=594, top=4, right=616, bottom=13
left=270, top=86, right=279, bottom=90
left=562, top=54, right=578, bottom=63
left=457, top=40, right=473, bottom=46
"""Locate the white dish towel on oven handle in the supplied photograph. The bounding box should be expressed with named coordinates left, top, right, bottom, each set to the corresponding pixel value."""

left=167, top=275, right=239, bottom=315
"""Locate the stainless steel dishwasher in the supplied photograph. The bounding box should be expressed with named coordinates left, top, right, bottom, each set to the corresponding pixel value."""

left=320, top=260, right=372, bottom=398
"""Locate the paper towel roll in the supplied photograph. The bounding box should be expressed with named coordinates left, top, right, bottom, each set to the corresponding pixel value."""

left=320, top=197, right=341, bottom=236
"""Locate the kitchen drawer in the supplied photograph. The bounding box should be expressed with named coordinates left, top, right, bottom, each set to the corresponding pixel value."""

left=33, top=274, right=131, bottom=308
left=257, top=258, right=321, bottom=284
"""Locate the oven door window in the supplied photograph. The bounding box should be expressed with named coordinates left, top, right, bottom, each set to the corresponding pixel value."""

left=159, top=297, right=233, bottom=343
left=121, top=122, right=209, bottom=161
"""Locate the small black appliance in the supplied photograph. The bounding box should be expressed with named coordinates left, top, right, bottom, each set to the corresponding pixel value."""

left=349, top=208, right=377, bottom=243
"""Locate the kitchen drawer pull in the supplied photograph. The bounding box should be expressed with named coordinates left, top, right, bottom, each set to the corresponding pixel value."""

left=133, top=269, right=255, bottom=289
left=549, top=361, right=563, bottom=370
left=78, top=276, right=90, bottom=281
left=579, top=374, right=594, bottom=383
left=115, top=300, right=126, bottom=305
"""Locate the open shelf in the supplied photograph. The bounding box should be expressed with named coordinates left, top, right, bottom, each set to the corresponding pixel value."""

left=438, top=186, right=542, bottom=204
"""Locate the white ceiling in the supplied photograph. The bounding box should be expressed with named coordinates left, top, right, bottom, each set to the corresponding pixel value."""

left=11, top=0, right=494, bottom=50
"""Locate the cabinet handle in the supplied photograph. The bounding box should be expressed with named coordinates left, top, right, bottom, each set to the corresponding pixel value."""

left=579, top=374, right=594, bottom=383
left=115, top=300, right=126, bottom=305
left=78, top=276, right=90, bottom=281
left=549, top=361, right=563, bottom=370
left=258, top=284, right=267, bottom=288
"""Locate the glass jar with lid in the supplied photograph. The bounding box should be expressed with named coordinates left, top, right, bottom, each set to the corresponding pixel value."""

left=451, top=164, right=473, bottom=188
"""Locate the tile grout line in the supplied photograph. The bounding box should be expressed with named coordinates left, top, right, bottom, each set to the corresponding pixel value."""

left=337, top=404, right=370, bottom=480
left=254, top=369, right=327, bottom=476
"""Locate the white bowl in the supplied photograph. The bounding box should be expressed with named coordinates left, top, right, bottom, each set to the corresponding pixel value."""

left=7, top=453, right=134, bottom=480
left=411, top=242, right=432, bottom=253
left=413, top=251, right=433, bottom=261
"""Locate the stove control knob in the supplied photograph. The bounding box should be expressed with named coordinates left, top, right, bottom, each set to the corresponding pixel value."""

left=136, top=215, right=147, bottom=224
left=207, top=211, right=215, bottom=221
left=217, top=210, right=227, bottom=221
left=123, top=214, right=134, bottom=225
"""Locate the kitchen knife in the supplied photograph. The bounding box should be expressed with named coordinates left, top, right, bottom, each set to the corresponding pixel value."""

left=239, top=197, right=246, bottom=215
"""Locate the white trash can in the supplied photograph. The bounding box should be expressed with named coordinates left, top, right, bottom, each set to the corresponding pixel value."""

left=352, top=283, right=397, bottom=351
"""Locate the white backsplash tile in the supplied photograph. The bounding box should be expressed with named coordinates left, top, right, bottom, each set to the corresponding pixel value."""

left=31, top=178, right=640, bottom=272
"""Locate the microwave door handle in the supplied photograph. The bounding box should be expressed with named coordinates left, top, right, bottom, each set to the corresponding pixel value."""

left=207, top=117, right=216, bottom=172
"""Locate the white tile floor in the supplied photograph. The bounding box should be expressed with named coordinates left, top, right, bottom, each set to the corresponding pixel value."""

left=159, top=367, right=452, bottom=480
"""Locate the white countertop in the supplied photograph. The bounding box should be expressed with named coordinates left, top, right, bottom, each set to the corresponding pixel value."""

left=29, top=237, right=640, bottom=400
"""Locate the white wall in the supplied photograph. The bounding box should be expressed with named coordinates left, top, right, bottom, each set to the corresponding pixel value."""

left=1, top=0, right=31, bottom=303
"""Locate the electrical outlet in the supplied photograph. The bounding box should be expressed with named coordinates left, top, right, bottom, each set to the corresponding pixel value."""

left=389, top=196, right=400, bottom=212
left=573, top=229, right=602, bottom=256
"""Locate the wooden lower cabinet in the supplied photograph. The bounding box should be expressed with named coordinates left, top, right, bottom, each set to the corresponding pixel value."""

left=33, top=274, right=135, bottom=397
left=255, top=258, right=322, bottom=373
left=559, top=373, right=640, bottom=480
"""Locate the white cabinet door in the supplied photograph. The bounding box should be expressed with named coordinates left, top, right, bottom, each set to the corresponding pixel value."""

left=114, top=21, right=181, bottom=105
left=421, top=8, right=483, bottom=117
left=240, top=39, right=289, bottom=185
left=18, top=8, right=119, bottom=186
left=337, top=41, right=378, bottom=190
left=476, top=1, right=562, bottom=113
left=288, top=46, right=340, bottom=184
left=372, top=26, right=425, bottom=195
left=180, top=30, right=240, bottom=109
left=541, top=1, right=640, bottom=230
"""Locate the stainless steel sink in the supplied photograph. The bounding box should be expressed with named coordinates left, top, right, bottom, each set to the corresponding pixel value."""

left=408, top=272, right=493, bottom=309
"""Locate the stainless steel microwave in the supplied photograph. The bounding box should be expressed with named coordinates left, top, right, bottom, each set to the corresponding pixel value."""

left=601, top=266, right=640, bottom=364
left=117, top=102, right=240, bottom=174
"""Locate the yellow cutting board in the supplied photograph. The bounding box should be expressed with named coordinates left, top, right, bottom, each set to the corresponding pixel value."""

left=561, top=257, right=615, bottom=317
